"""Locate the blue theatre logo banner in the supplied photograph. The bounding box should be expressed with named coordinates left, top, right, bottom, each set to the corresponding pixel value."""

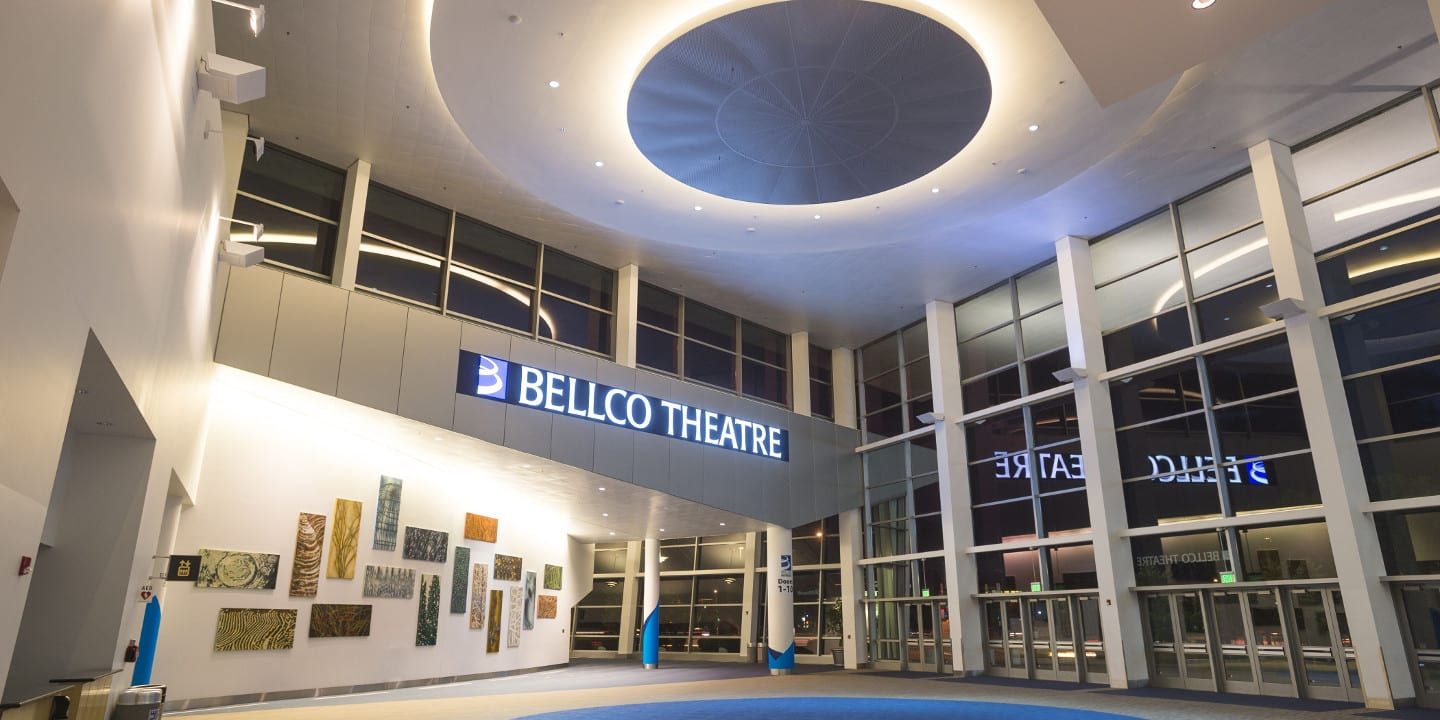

left=457, top=351, right=788, bottom=461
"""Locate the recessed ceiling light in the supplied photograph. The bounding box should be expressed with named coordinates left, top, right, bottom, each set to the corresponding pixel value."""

left=609, top=531, right=616, bottom=536
left=1192, top=0, right=1216, bottom=8
left=813, top=214, right=821, bottom=220
left=1028, top=124, right=1040, bottom=132
left=694, top=205, right=703, bottom=211
left=1379, top=245, right=1389, bottom=251
left=594, top=161, right=605, bottom=168
left=598, top=487, right=606, bottom=491
left=719, top=522, right=727, bottom=526
left=548, top=80, right=560, bottom=88
left=659, top=528, right=666, bottom=532
left=602, top=513, right=609, bottom=517
left=745, top=227, right=756, bottom=233
left=931, top=187, right=940, bottom=194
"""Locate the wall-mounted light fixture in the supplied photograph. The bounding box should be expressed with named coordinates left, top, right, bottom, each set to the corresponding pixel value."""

left=218, top=217, right=264, bottom=267
left=1052, top=367, right=1087, bottom=384
left=212, top=0, right=266, bottom=36
left=1260, top=297, right=1306, bottom=320
left=203, top=122, right=265, bottom=160
left=197, top=53, right=266, bottom=104
left=915, top=411, right=946, bottom=425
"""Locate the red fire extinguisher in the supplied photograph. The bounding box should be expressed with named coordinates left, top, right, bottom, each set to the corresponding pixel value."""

left=124, top=640, right=138, bottom=662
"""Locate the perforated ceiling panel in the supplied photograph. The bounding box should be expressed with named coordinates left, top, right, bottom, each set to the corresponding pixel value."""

left=628, top=0, right=991, bottom=206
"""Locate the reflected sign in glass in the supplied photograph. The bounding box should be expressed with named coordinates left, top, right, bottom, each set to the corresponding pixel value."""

left=993, top=451, right=1268, bottom=484
left=457, top=351, right=788, bottom=461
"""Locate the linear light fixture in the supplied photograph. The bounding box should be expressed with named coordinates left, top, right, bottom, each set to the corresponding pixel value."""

left=212, top=0, right=266, bottom=36
left=203, top=122, right=265, bottom=160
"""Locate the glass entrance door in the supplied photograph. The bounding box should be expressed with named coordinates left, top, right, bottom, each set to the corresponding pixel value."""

left=1028, top=598, right=1080, bottom=682
left=904, top=602, right=943, bottom=673
left=1288, top=588, right=1362, bottom=702
left=982, top=595, right=1102, bottom=683
left=982, top=598, right=1028, bottom=678
left=1398, top=583, right=1440, bottom=709
left=1143, top=592, right=1216, bottom=691
left=868, top=600, right=947, bottom=673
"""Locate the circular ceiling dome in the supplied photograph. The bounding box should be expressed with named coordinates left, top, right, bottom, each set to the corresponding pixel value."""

left=627, top=0, right=992, bottom=206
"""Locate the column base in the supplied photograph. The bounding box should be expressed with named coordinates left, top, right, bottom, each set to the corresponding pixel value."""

left=643, top=663, right=659, bottom=670
left=769, top=668, right=791, bottom=676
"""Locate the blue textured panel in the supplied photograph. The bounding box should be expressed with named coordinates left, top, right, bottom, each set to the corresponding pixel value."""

left=628, top=0, right=990, bottom=205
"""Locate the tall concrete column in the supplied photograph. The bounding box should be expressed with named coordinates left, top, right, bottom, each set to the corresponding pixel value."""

left=1055, top=236, right=1148, bottom=688
left=740, top=531, right=760, bottom=662
left=642, top=537, right=660, bottom=668
left=790, top=332, right=811, bottom=415
left=923, top=300, right=983, bottom=675
left=614, top=264, right=640, bottom=368
left=766, top=524, right=795, bottom=674
left=832, top=347, right=857, bottom=429
left=617, top=539, right=641, bottom=656
left=1250, top=139, right=1415, bottom=708
left=837, top=507, right=867, bottom=668
left=332, top=158, right=370, bottom=290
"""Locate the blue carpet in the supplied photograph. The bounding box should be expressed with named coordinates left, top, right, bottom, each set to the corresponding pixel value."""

left=518, top=697, right=1142, bottom=719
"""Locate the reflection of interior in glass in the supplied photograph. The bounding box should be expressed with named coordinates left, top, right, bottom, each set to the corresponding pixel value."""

left=353, top=239, right=554, bottom=334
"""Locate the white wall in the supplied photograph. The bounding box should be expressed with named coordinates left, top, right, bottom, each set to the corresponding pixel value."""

left=154, top=370, right=581, bottom=702
left=0, top=1, right=226, bottom=694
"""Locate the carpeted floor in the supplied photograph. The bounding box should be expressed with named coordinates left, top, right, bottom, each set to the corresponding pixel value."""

left=518, top=697, right=1142, bottom=719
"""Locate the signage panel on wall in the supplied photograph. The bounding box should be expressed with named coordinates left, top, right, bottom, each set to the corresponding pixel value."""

left=778, top=553, right=793, bottom=594
left=457, top=351, right=789, bottom=461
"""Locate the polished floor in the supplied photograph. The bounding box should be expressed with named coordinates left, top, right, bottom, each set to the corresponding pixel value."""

left=172, top=659, right=1440, bottom=719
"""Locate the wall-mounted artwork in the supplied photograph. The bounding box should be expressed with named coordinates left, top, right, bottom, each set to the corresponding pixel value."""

left=327, top=498, right=362, bottom=579
left=493, top=554, right=522, bottom=582
left=543, top=564, right=562, bottom=591
left=403, top=526, right=449, bottom=563
left=416, top=573, right=440, bottom=647
left=469, top=564, right=488, bottom=630
left=214, top=608, right=296, bottom=651
left=522, top=571, right=537, bottom=631
left=537, top=595, right=558, bottom=619
left=373, top=476, right=403, bottom=551
left=309, top=604, right=372, bottom=638
left=196, top=549, right=280, bottom=590
left=464, top=513, right=498, bottom=543
left=288, top=513, right=327, bottom=597
left=507, top=588, right=523, bottom=648
left=486, top=589, right=503, bottom=652
left=362, top=565, right=415, bottom=599
left=450, top=547, right=470, bottom=614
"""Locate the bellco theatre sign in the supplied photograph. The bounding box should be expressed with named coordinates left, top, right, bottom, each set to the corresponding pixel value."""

left=456, top=351, right=788, bottom=461
left=992, top=450, right=1270, bottom=485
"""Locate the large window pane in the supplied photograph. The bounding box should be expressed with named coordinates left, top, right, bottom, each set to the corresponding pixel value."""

left=1030, top=396, right=1080, bottom=447
left=1375, top=508, right=1440, bottom=575
left=1226, top=452, right=1322, bottom=515
left=1178, top=174, right=1261, bottom=249
left=1294, top=96, right=1436, bottom=202
left=1132, top=530, right=1225, bottom=586
left=741, top=359, right=787, bottom=405
left=1021, top=305, right=1067, bottom=358
left=686, top=301, right=736, bottom=349
left=955, top=284, right=1013, bottom=340
left=356, top=239, right=442, bottom=306
left=1213, top=393, right=1309, bottom=459
left=973, top=499, right=1036, bottom=546
left=538, top=294, right=612, bottom=354
left=1345, top=357, right=1440, bottom=440
left=1111, top=360, right=1202, bottom=427
left=1091, top=212, right=1177, bottom=284
left=977, top=549, right=1040, bottom=593
left=1194, top=278, right=1278, bottom=343
left=231, top=195, right=337, bottom=276
left=1332, top=289, right=1440, bottom=375
left=1041, top=489, right=1090, bottom=535
left=970, top=455, right=1031, bottom=505
left=1205, top=335, right=1294, bottom=404
left=1115, top=414, right=1208, bottom=479
left=958, top=324, right=1017, bottom=377
left=1103, top=307, right=1193, bottom=370
left=637, top=283, right=679, bottom=331
left=1186, top=224, right=1271, bottom=297
left=363, top=184, right=449, bottom=256
left=451, top=216, right=538, bottom=284
left=542, top=250, right=613, bottom=308
left=1237, top=521, right=1335, bottom=581
left=961, top=367, right=1021, bottom=412
left=1358, top=431, right=1440, bottom=501
left=636, top=325, right=679, bottom=374
left=1098, top=258, right=1186, bottom=331
left=863, top=369, right=902, bottom=411
left=1124, top=477, right=1221, bottom=527
left=1318, top=211, right=1440, bottom=303
left=860, top=333, right=899, bottom=377
left=902, top=321, right=929, bottom=362
left=696, top=574, right=744, bottom=602
left=580, top=579, right=625, bottom=606
left=1305, top=152, right=1440, bottom=254
left=1050, top=544, right=1097, bottom=589
left=742, top=321, right=786, bottom=366
left=238, top=145, right=345, bottom=220
left=1026, top=348, right=1071, bottom=395
left=1017, top=263, right=1061, bottom=315
left=447, top=267, right=534, bottom=332
left=965, top=409, right=1026, bottom=458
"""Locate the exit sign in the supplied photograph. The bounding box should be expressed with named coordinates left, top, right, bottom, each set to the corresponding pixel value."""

left=921, top=588, right=930, bottom=597
left=1220, top=572, right=1237, bottom=584
left=1029, top=582, right=1042, bottom=592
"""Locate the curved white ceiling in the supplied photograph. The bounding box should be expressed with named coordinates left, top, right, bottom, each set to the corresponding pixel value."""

left=430, top=0, right=1175, bottom=255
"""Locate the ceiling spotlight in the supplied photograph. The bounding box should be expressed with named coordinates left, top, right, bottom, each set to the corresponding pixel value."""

left=594, top=161, right=605, bottom=168
left=598, top=487, right=606, bottom=491
left=931, top=187, right=940, bottom=194
left=1028, top=124, right=1040, bottom=132
left=602, top=513, right=609, bottom=517
left=609, top=531, right=616, bottom=536
left=1192, top=0, right=1216, bottom=8
left=659, top=528, right=666, bottom=532
left=813, top=214, right=821, bottom=220
left=212, top=0, right=266, bottom=36
left=694, top=205, right=703, bottom=211
left=548, top=80, right=560, bottom=88
left=719, top=522, right=727, bottom=526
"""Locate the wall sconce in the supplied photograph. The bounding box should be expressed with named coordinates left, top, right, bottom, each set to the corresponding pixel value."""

left=1260, top=297, right=1306, bottom=320
left=1052, top=367, right=1087, bottom=383
left=915, top=412, right=946, bottom=425
left=212, top=0, right=266, bottom=36
left=218, top=217, right=264, bottom=267
left=203, top=122, right=265, bottom=160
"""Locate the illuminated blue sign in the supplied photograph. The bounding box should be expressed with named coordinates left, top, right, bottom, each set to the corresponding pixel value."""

left=993, top=451, right=1268, bottom=485
left=457, top=351, right=788, bottom=461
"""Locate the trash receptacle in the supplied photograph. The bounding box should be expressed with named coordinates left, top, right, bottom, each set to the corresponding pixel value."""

left=831, top=647, right=845, bottom=666
left=112, top=685, right=165, bottom=720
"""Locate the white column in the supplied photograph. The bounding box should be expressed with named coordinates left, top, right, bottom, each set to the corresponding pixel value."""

left=790, top=332, right=811, bottom=415
left=765, top=524, right=795, bottom=674
left=924, top=300, right=983, bottom=675
left=617, top=539, right=641, bottom=656
left=831, top=347, right=857, bottom=429
left=740, top=531, right=760, bottom=662
left=614, top=264, right=640, bottom=367
left=641, top=537, right=660, bottom=668
left=332, top=158, right=370, bottom=290
left=1055, top=236, right=1148, bottom=688
left=837, top=507, right=867, bottom=668
left=1250, top=139, right=1415, bottom=709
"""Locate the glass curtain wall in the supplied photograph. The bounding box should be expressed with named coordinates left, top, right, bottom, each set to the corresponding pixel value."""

left=634, top=534, right=748, bottom=655
left=573, top=542, right=628, bottom=651
left=757, top=517, right=845, bottom=656
left=857, top=320, right=931, bottom=440
left=635, top=282, right=793, bottom=407
left=231, top=143, right=345, bottom=278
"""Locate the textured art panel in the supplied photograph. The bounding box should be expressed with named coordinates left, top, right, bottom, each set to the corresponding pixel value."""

left=362, top=565, right=415, bottom=599
left=196, top=549, right=280, bottom=590
left=464, top=513, right=498, bottom=543
left=416, top=574, right=440, bottom=646
left=309, top=604, right=372, bottom=638
left=537, top=594, right=557, bottom=619
left=469, top=564, right=488, bottom=630
left=214, top=608, right=296, bottom=651
left=450, top=546, right=470, bottom=614
left=523, top=571, right=537, bottom=631
left=493, top=554, right=522, bottom=582
left=487, top=589, right=503, bottom=652
left=373, top=476, right=403, bottom=551
left=288, top=513, right=326, bottom=597
left=327, top=498, right=362, bottom=579
left=543, top=564, right=562, bottom=591
left=403, top=526, right=449, bottom=563
left=507, top=588, right=523, bottom=648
